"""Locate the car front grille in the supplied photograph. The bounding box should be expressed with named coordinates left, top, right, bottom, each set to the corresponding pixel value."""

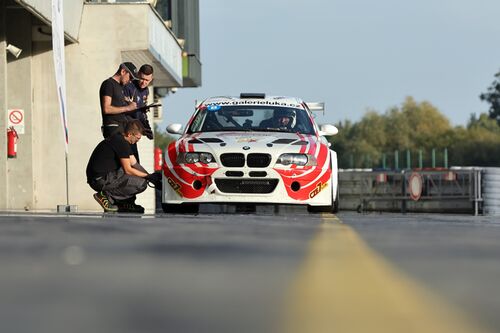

left=215, top=179, right=279, bottom=194
left=246, top=153, right=272, bottom=168
left=220, top=153, right=271, bottom=168
left=220, top=153, right=245, bottom=167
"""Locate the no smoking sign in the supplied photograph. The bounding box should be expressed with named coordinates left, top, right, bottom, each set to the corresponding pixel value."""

left=8, top=109, right=25, bottom=134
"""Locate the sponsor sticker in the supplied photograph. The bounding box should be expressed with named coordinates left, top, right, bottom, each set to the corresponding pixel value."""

left=309, top=181, right=328, bottom=199
left=207, top=104, right=221, bottom=111
left=205, top=101, right=303, bottom=108
left=167, top=177, right=183, bottom=196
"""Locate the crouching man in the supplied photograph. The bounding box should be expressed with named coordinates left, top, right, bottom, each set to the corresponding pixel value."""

left=86, top=120, right=162, bottom=213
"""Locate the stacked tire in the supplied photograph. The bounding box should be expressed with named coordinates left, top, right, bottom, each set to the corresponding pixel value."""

left=483, top=168, right=500, bottom=216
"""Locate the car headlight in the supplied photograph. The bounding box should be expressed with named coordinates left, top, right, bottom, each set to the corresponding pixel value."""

left=276, top=154, right=316, bottom=166
left=199, top=152, right=214, bottom=164
left=178, top=152, right=215, bottom=164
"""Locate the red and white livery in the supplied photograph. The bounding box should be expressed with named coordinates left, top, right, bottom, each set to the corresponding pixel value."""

left=162, top=94, right=339, bottom=213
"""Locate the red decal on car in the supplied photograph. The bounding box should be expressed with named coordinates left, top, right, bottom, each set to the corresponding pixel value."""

left=163, top=140, right=219, bottom=199
left=275, top=143, right=331, bottom=200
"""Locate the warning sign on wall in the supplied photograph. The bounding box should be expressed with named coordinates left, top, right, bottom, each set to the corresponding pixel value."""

left=7, top=109, right=25, bottom=134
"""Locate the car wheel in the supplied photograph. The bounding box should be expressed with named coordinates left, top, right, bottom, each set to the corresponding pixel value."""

left=162, top=203, right=199, bottom=214
left=332, top=187, right=339, bottom=213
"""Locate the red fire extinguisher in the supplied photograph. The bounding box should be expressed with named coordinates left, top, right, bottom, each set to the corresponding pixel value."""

left=7, top=127, right=18, bottom=158
left=154, top=147, right=162, bottom=171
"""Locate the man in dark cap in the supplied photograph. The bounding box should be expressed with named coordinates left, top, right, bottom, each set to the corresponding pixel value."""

left=99, top=62, right=139, bottom=138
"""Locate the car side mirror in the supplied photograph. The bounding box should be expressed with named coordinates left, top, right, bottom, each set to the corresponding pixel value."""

left=166, top=123, right=183, bottom=135
left=318, top=124, right=338, bottom=136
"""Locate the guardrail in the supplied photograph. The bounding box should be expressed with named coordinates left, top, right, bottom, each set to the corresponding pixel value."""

left=339, top=168, right=484, bottom=215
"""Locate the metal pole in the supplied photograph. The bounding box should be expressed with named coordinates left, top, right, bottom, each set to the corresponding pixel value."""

left=432, top=149, right=436, bottom=168
left=444, top=148, right=448, bottom=169
left=419, top=149, right=423, bottom=169
left=395, top=150, right=399, bottom=170
left=478, top=170, right=482, bottom=215
left=401, top=170, right=407, bottom=214
left=382, top=153, right=386, bottom=169
left=474, top=169, right=478, bottom=216
left=65, top=153, right=69, bottom=205
left=406, top=149, right=411, bottom=170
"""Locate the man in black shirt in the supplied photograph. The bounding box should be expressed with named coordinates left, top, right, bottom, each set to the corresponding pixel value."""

left=99, top=62, right=138, bottom=138
left=123, top=64, right=155, bottom=163
left=86, top=120, right=162, bottom=213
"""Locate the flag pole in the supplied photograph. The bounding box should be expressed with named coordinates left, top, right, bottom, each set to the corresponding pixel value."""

left=53, top=0, right=76, bottom=213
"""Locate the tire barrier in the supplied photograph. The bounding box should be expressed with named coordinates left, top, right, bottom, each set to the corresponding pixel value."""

left=483, top=167, right=500, bottom=216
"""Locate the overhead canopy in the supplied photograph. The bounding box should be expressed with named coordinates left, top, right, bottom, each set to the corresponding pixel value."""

left=14, top=0, right=83, bottom=42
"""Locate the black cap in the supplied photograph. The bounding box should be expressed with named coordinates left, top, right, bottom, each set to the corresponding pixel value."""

left=121, top=62, right=138, bottom=80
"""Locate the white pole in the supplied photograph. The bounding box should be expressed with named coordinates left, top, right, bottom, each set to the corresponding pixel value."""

left=52, top=0, right=75, bottom=212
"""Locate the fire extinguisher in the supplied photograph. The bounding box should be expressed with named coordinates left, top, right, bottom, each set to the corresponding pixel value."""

left=154, top=147, right=162, bottom=171
left=7, top=126, right=18, bottom=158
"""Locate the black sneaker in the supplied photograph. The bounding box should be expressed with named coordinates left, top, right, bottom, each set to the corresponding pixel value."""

left=133, top=204, right=145, bottom=213
left=117, top=203, right=145, bottom=213
left=93, top=192, right=118, bottom=212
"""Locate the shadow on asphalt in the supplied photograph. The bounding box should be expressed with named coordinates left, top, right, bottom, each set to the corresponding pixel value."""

left=152, top=203, right=319, bottom=217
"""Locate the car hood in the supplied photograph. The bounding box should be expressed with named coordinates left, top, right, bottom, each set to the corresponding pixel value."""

left=178, top=131, right=322, bottom=155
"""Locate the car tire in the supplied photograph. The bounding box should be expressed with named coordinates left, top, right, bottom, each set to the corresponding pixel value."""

left=162, top=203, right=199, bottom=214
left=332, top=187, right=339, bottom=213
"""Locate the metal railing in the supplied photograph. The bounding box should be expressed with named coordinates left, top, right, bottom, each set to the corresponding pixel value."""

left=339, top=169, right=483, bottom=215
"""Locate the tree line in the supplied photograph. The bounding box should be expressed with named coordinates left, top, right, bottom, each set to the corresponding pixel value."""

left=154, top=69, right=500, bottom=168
left=155, top=98, right=500, bottom=169
left=329, top=96, right=500, bottom=169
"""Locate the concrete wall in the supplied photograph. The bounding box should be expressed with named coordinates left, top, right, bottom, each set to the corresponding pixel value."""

left=14, top=0, right=84, bottom=41
left=31, top=39, right=65, bottom=210
left=0, top=2, right=7, bottom=209
left=30, top=4, right=159, bottom=212
left=6, top=8, right=34, bottom=210
left=1, top=2, right=191, bottom=212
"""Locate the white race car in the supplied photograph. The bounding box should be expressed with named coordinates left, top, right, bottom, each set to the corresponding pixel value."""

left=162, top=93, right=339, bottom=213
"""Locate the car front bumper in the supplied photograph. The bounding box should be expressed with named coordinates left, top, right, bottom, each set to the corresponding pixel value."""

left=162, top=166, right=334, bottom=206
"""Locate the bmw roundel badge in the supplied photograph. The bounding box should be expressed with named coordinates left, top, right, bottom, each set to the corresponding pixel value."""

left=243, top=146, right=251, bottom=150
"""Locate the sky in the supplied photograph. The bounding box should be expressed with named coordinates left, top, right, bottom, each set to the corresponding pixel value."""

left=160, top=0, right=500, bottom=129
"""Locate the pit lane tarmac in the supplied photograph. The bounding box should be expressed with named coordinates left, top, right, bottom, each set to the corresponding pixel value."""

left=0, top=210, right=499, bottom=333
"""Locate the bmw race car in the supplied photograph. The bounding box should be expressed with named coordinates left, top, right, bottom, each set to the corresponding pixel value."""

left=162, top=93, right=339, bottom=213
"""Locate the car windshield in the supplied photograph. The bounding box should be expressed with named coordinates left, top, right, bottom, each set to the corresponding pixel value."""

left=187, top=105, right=316, bottom=134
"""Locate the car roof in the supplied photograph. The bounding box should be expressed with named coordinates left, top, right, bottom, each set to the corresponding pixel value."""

left=199, top=95, right=306, bottom=109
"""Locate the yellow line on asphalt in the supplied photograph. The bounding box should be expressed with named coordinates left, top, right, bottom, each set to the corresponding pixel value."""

left=280, top=214, right=490, bottom=333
